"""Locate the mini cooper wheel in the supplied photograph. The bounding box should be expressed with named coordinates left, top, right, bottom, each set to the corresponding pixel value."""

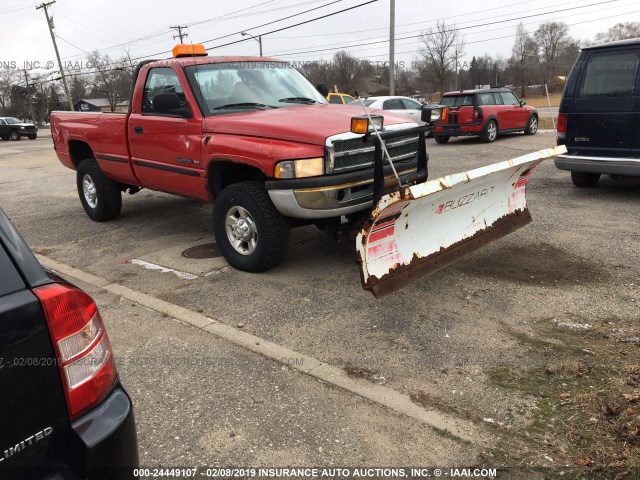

left=213, top=181, right=290, bottom=272
left=524, top=115, right=538, bottom=135
left=481, top=120, right=498, bottom=143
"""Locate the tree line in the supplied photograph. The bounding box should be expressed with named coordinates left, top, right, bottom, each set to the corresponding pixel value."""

left=1, top=21, right=638, bottom=123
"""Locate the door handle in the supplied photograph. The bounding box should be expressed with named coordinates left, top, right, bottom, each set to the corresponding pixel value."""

left=134, top=126, right=143, bottom=134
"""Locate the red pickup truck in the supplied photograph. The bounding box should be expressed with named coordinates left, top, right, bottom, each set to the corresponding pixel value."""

left=51, top=45, right=422, bottom=273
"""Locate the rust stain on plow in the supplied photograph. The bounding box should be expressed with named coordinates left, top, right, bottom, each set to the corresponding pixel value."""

left=363, top=209, right=533, bottom=298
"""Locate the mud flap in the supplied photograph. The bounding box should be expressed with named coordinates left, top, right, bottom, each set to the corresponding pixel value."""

left=356, top=145, right=568, bottom=298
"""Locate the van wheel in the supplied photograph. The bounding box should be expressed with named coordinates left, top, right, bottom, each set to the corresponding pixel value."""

left=571, top=171, right=600, bottom=188
left=480, top=120, right=498, bottom=143
left=524, top=115, right=538, bottom=135
left=213, top=181, right=290, bottom=272
left=434, top=135, right=450, bottom=144
left=76, top=159, right=122, bottom=221
left=9, top=130, right=20, bottom=141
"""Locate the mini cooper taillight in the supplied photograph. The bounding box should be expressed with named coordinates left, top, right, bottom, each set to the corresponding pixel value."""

left=34, top=283, right=117, bottom=420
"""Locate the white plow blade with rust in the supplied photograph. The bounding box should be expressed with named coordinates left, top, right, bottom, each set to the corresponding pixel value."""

left=356, top=145, right=567, bottom=298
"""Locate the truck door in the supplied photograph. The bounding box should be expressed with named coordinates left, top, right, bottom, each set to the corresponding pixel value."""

left=571, top=47, right=639, bottom=157
left=128, top=67, right=206, bottom=199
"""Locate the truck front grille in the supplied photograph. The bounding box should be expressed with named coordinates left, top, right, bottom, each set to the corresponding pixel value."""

left=329, top=133, right=419, bottom=173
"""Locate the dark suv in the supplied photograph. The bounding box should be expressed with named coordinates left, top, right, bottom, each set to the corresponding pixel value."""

left=433, top=87, right=538, bottom=144
left=0, top=117, right=38, bottom=141
left=0, top=208, right=138, bottom=479
left=554, top=38, right=640, bottom=186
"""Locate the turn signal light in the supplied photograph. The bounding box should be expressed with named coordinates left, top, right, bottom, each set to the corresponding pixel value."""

left=350, top=115, right=384, bottom=134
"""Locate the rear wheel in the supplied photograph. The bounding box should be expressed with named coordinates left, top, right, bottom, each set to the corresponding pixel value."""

left=434, top=135, right=450, bottom=144
left=9, top=130, right=20, bottom=141
left=76, top=159, right=122, bottom=221
left=0, top=135, right=8, bottom=141
left=524, top=115, right=538, bottom=135
left=571, top=171, right=601, bottom=188
left=28, top=134, right=37, bottom=140
left=213, top=181, right=290, bottom=272
left=480, top=120, right=498, bottom=143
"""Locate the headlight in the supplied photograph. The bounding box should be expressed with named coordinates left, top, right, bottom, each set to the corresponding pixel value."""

left=20, top=126, right=26, bottom=130
left=274, top=157, right=324, bottom=179
left=350, top=115, right=384, bottom=134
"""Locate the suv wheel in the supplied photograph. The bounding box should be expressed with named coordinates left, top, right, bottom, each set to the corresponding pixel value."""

left=481, top=120, right=498, bottom=143
left=213, top=181, right=290, bottom=272
left=434, top=135, right=450, bottom=144
left=524, top=115, right=538, bottom=135
left=9, top=130, right=20, bottom=141
left=571, top=171, right=601, bottom=188
left=76, top=159, right=122, bottom=221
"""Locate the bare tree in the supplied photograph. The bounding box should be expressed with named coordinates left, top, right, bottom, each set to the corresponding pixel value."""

left=330, top=51, right=361, bottom=93
left=535, top=21, right=569, bottom=85
left=86, top=51, right=132, bottom=112
left=418, top=21, right=465, bottom=93
left=511, top=23, right=539, bottom=96
left=0, top=68, right=20, bottom=113
left=595, top=22, right=640, bottom=42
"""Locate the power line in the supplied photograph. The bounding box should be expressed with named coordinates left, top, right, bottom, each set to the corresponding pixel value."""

left=171, top=25, right=189, bottom=44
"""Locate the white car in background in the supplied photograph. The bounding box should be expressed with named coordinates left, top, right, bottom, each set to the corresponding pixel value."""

left=351, top=96, right=426, bottom=124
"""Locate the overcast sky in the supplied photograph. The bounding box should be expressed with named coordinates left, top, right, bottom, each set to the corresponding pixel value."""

left=1, top=0, right=637, bottom=75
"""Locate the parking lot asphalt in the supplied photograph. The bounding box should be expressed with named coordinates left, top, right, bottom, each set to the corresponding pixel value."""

left=1, top=133, right=639, bottom=475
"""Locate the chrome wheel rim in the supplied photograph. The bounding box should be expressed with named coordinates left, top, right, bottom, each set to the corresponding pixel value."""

left=488, top=122, right=497, bottom=141
left=82, top=174, right=98, bottom=209
left=225, top=206, right=258, bottom=255
left=530, top=117, right=538, bottom=133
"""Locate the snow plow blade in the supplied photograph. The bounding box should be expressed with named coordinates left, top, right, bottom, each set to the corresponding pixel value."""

left=356, top=145, right=568, bottom=298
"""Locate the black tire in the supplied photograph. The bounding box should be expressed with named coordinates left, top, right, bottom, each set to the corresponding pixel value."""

left=434, top=135, right=450, bottom=144
left=0, top=135, right=8, bottom=141
left=28, top=134, right=37, bottom=140
left=213, top=181, right=290, bottom=272
left=524, top=115, right=538, bottom=135
left=480, top=120, right=498, bottom=143
left=571, top=171, right=601, bottom=188
left=76, top=158, right=122, bottom=221
left=9, top=130, right=20, bottom=141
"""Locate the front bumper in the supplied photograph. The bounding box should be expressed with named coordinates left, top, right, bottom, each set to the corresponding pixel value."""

left=266, top=159, right=418, bottom=219
left=555, top=154, right=640, bottom=176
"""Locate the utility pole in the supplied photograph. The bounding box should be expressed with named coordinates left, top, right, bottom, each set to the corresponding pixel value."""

left=454, top=52, right=458, bottom=91
left=171, top=25, right=189, bottom=44
left=389, top=0, right=395, bottom=95
left=23, top=70, right=36, bottom=122
left=36, top=1, right=73, bottom=110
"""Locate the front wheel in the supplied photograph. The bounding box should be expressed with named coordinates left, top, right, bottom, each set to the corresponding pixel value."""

left=480, top=120, right=498, bottom=143
left=213, top=181, right=290, bottom=272
left=76, top=159, right=122, bottom=221
left=524, top=115, right=538, bottom=135
left=434, top=135, right=450, bottom=144
left=571, top=171, right=601, bottom=188
left=9, top=130, right=20, bottom=141
left=28, top=134, right=37, bottom=140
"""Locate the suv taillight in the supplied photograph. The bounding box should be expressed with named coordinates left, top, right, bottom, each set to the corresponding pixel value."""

left=474, top=106, right=483, bottom=120
left=557, top=113, right=567, bottom=134
left=34, top=283, right=117, bottom=420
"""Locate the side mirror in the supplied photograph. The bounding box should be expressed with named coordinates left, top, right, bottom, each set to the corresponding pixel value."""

left=152, top=92, right=192, bottom=117
left=519, top=100, right=526, bottom=107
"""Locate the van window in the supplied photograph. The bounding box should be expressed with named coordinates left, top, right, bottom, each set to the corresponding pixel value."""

left=580, top=51, right=638, bottom=97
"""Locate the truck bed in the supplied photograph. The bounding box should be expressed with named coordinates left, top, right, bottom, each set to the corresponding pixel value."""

left=51, top=112, right=139, bottom=185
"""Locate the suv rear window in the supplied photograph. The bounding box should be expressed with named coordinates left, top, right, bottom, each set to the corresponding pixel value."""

left=440, top=95, right=475, bottom=107
left=580, top=51, right=639, bottom=97
left=0, top=246, right=25, bottom=297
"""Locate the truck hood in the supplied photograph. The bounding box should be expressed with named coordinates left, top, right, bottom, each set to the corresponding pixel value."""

left=203, top=104, right=416, bottom=145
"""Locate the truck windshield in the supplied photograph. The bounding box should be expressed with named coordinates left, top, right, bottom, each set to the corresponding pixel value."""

left=185, top=62, right=327, bottom=115
left=4, top=117, right=23, bottom=124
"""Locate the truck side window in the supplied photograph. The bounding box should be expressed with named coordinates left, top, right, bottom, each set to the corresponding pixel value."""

left=0, top=120, right=5, bottom=125
left=580, top=51, right=639, bottom=97
left=142, top=68, right=185, bottom=114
